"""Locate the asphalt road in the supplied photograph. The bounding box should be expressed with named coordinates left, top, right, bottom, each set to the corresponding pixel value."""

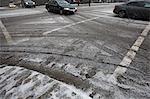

left=0, top=3, right=150, bottom=99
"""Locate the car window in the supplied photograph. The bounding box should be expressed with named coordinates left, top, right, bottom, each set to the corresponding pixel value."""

left=57, top=0, right=70, bottom=6
left=58, top=1, right=69, bottom=5
left=48, top=0, right=58, bottom=6
left=48, top=0, right=53, bottom=4
left=127, top=2, right=144, bottom=7
left=53, top=1, right=58, bottom=6
left=144, top=2, right=150, bottom=8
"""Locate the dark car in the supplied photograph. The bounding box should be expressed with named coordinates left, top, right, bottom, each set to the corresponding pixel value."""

left=46, top=0, right=77, bottom=14
left=22, top=0, right=36, bottom=8
left=113, top=0, right=150, bottom=20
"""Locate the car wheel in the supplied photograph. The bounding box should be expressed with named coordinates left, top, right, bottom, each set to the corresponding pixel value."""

left=60, top=10, right=63, bottom=15
left=118, top=11, right=126, bottom=18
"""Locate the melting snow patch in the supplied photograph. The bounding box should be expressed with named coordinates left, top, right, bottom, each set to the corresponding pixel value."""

left=58, top=82, right=92, bottom=99
left=23, top=58, right=43, bottom=63
left=24, top=17, right=69, bottom=25
left=0, top=65, right=91, bottom=99
left=24, top=18, right=56, bottom=24
left=64, top=63, right=81, bottom=77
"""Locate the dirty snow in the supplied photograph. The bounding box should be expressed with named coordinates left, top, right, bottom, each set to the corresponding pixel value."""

left=0, top=65, right=91, bottom=99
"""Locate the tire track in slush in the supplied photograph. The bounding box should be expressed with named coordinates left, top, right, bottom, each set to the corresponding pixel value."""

left=0, top=47, right=147, bottom=76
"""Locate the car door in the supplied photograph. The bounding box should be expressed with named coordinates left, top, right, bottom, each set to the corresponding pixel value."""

left=143, top=2, right=150, bottom=20
left=48, top=0, right=57, bottom=12
left=132, top=1, right=150, bottom=19
left=48, top=0, right=53, bottom=11
left=52, top=1, right=60, bottom=13
left=49, top=0, right=59, bottom=12
left=126, top=1, right=143, bottom=18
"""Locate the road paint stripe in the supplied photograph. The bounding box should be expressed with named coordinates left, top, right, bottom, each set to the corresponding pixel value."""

left=82, top=11, right=108, bottom=16
left=81, top=12, right=113, bottom=19
left=13, top=38, right=30, bottom=45
left=82, top=9, right=113, bottom=14
left=43, top=16, right=99, bottom=35
left=0, top=20, right=13, bottom=43
left=108, top=22, right=150, bottom=84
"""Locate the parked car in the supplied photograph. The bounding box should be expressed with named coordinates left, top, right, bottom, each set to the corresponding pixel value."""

left=113, top=0, right=150, bottom=20
left=46, top=0, right=77, bottom=14
left=9, top=1, right=16, bottom=8
left=22, top=0, right=36, bottom=8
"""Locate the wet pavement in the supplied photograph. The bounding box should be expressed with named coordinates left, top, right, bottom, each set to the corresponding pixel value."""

left=0, top=3, right=150, bottom=99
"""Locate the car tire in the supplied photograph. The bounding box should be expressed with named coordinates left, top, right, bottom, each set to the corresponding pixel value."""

left=118, top=10, right=126, bottom=18
left=60, top=10, right=63, bottom=15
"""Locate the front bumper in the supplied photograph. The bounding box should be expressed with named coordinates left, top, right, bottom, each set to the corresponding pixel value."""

left=64, top=8, right=77, bottom=13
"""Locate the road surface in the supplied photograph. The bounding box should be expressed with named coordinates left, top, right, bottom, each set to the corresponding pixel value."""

left=0, top=3, right=150, bottom=99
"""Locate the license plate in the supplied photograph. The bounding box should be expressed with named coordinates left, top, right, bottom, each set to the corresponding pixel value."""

left=70, top=9, right=75, bottom=12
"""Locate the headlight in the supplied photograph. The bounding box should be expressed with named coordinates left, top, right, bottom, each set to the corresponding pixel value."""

left=75, top=7, right=77, bottom=10
left=25, top=2, right=29, bottom=4
left=64, top=8, right=69, bottom=10
left=33, top=2, right=35, bottom=5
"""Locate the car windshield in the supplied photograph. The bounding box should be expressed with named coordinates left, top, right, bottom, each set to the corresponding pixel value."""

left=57, top=0, right=70, bottom=6
left=144, top=2, right=150, bottom=8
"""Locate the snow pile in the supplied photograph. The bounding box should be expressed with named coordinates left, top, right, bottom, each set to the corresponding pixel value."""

left=0, top=65, right=91, bottom=99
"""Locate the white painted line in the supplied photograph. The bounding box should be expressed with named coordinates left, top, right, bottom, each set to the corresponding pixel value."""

left=13, top=38, right=30, bottom=45
left=101, top=10, right=113, bottom=14
left=141, top=23, right=150, bottom=36
left=81, top=11, right=107, bottom=16
left=43, top=16, right=99, bottom=35
left=81, top=12, right=113, bottom=19
left=82, top=9, right=113, bottom=14
left=108, top=22, right=150, bottom=84
left=75, top=14, right=87, bottom=19
left=0, top=20, right=13, bottom=43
